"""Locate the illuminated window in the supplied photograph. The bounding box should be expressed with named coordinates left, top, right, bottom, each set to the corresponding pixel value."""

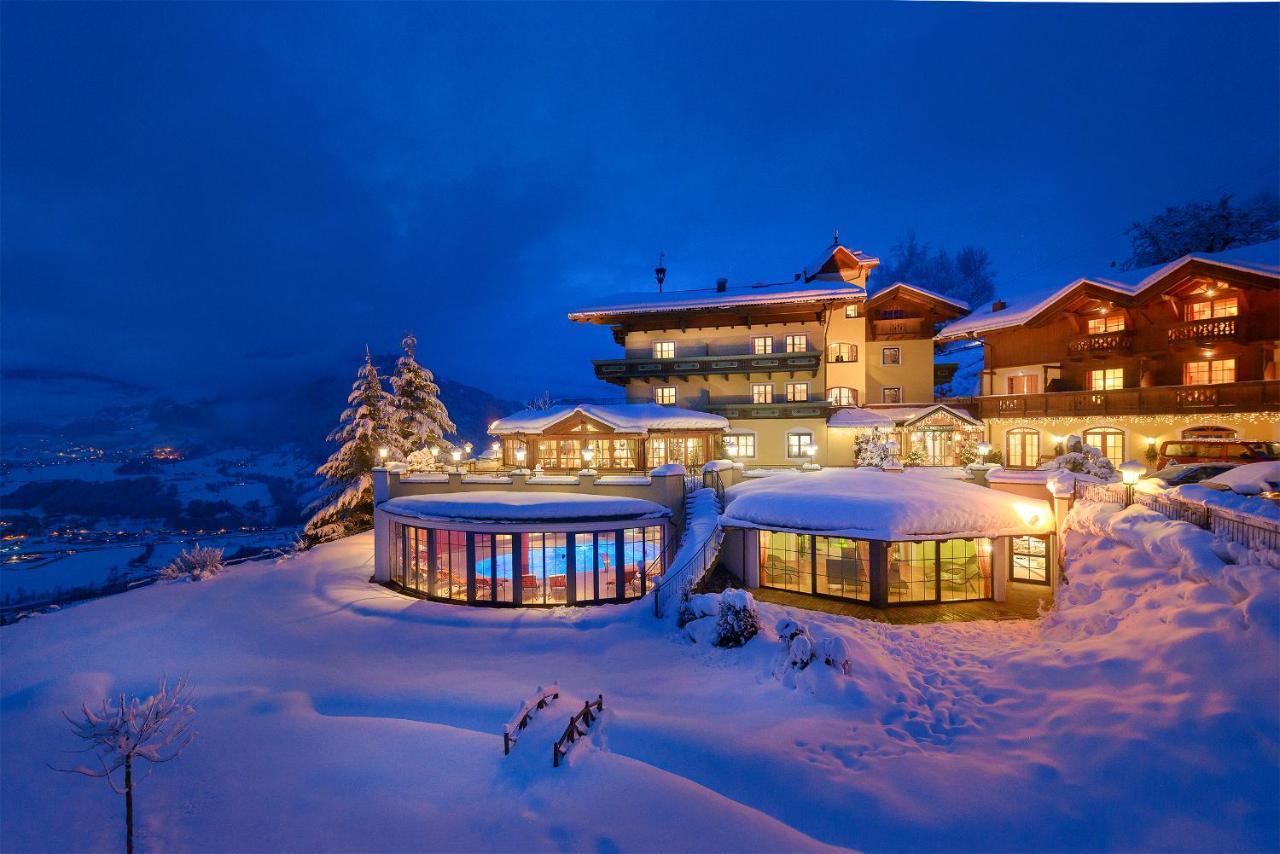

left=881, top=387, right=902, bottom=404
left=652, top=341, right=675, bottom=359
left=1010, top=536, right=1049, bottom=585
left=827, top=342, right=857, bottom=363
left=827, top=387, right=857, bottom=407
left=845, top=303, right=862, bottom=318
left=1083, top=427, right=1125, bottom=466
left=1186, top=296, right=1238, bottom=321
left=1087, top=314, right=1125, bottom=334
left=785, top=334, right=808, bottom=353
left=751, top=383, right=774, bottom=404
left=759, top=530, right=809, bottom=593
left=1005, top=427, right=1040, bottom=468
left=751, top=336, right=773, bottom=355
left=723, top=432, right=756, bottom=459
left=881, top=347, right=901, bottom=366
left=1087, top=368, right=1123, bottom=391
left=1007, top=374, right=1039, bottom=395
left=785, top=382, right=809, bottom=402
left=1182, top=358, right=1235, bottom=385
left=654, top=386, right=677, bottom=406
left=786, top=431, right=814, bottom=459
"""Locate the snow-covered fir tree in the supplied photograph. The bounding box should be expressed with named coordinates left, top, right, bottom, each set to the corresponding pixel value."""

left=389, top=332, right=455, bottom=458
left=304, top=351, right=394, bottom=545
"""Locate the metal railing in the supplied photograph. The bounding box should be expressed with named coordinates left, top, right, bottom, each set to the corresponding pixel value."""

left=652, top=523, right=725, bottom=619
left=1073, top=481, right=1280, bottom=553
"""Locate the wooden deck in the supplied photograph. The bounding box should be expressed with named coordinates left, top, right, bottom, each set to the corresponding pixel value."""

left=751, top=583, right=1050, bottom=625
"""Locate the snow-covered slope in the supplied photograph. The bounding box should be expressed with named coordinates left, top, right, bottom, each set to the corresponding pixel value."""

left=2, top=519, right=1276, bottom=851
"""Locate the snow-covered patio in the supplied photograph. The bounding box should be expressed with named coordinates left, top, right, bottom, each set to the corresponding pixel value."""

left=2, top=514, right=1278, bottom=852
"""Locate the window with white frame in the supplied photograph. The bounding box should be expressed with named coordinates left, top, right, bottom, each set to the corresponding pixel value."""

left=751, top=383, right=774, bottom=404
left=785, top=334, right=808, bottom=353
left=751, top=336, right=773, bottom=355
left=1010, top=535, right=1049, bottom=584
left=786, top=430, right=814, bottom=459
left=723, top=432, right=756, bottom=459
left=881, top=347, right=901, bottom=366
left=652, top=341, right=675, bottom=359
left=785, top=382, right=809, bottom=402
left=654, top=386, right=677, bottom=406
left=827, top=387, right=857, bottom=407
left=881, top=386, right=902, bottom=404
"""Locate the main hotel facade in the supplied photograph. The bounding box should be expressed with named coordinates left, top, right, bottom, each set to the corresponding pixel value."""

left=491, top=238, right=1280, bottom=470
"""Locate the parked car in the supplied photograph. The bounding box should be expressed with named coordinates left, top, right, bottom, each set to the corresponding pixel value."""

left=1143, top=462, right=1238, bottom=488
left=1155, top=439, right=1280, bottom=470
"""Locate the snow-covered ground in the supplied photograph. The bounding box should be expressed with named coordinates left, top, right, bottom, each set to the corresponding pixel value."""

left=3, top=515, right=1277, bottom=851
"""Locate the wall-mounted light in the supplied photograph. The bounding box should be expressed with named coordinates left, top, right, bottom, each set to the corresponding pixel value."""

left=378, top=447, right=388, bottom=463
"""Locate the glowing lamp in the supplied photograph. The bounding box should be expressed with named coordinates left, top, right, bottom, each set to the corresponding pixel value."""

left=582, top=446, right=596, bottom=464
left=451, top=449, right=462, bottom=463
left=1050, top=435, right=1063, bottom=445
left=491, top=441, right=500, bottom=452
left=378, top=447, right=388, bottom=462
left=980, top=540, right=994, bottom=555
left=806, top=442, right=817, bottom=458
left=1014, top=502, right=1043, bottom=527
left=514, top=447, right=527, bottom=464
left=464, top=442, right=473, bottom=454
left=976, top=441, right=992, bottom=463
left=1145, top=436, right=1157, bottom=447
left=1119, top=460, right=1144, bottom=486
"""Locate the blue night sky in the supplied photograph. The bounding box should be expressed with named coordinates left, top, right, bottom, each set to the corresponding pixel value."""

left=4, top=2, right=1278, bottom=404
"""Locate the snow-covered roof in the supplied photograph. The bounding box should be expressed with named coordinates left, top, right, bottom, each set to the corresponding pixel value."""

left=568, top=280, right=864, bottom=320
left=720, top=468, right=1053, bottom=540
left=826, top=408, right=895, bottom=429
left=802, top=242, right=880, bottom=281
left=380, top=491, right=671, bottom=525
left=939, top=240, right=1280, bottom=339
left=489, top=403, right=728, bottom=436
left=861, top=403, right=982, bottom=427
left=867, top=281, right=970, bottom=312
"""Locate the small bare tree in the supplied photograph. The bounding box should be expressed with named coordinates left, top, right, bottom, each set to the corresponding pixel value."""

left=57, top=676, right=197, bottom=854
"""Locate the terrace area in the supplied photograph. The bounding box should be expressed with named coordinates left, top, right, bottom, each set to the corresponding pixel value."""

left=947, top=379, right=1280, bottom=419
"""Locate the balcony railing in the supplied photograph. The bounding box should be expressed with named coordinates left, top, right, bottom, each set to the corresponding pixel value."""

left=944, top=379, right=1280, bottom=419
left=870, top=317, right=925, bottom=339
left=1067, top=331, right=1134, bottom=358
left=593, top=352, right=820, bottom=384
left=703, top=399, right=833, bottom=419
left=1168, top=316, right=1240, bottom=346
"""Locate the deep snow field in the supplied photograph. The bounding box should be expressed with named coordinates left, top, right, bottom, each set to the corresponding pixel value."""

left=3, top=505, right=1278, bottom=852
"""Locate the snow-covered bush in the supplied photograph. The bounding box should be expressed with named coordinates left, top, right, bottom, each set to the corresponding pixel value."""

left=404, top=447, right=438, bottom=472
left=160, top=546, right=225, bottom=582
left=819, top=635, right=852, bottom=675
left=677, top=593, right=720, bottom=628
left=1040, top=434, right=1117, bottom=480
left=904, top=446, right=928, bottom=467
left=712, top=589, right=759, bottom=647
left=853, top=434, right=895, bottom=468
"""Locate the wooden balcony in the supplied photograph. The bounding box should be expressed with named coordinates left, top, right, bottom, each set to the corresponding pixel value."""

left=944, top=379, right=1280, bottom=419
left=593, top=352, right=820, bottom=385
left=1066, top=331, right=1134, bottom=359
left=704, top=399, right=833, bottom=420
left=1167, top=316, right=1241, bottom=346
left=871, top=317, right=925, bottom=339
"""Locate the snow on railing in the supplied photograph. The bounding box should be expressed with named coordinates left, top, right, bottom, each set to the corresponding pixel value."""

left=652, top=486, right=724, bottom=619
left=1072, top=481, right=1280, bottom=554
left=552, top=694, right=604, bottom=768
left=502, top=682, right=560, bottom=755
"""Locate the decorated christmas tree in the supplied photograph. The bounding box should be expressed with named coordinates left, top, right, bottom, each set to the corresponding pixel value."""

left=304, top=350, right=393, bottom=545
left=389, top=332, right=455, bottom=457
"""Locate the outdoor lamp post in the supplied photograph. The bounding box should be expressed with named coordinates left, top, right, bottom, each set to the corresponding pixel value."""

left=378, top=446, right=388, bottom=466
left=451, top=449, right=462, bottom=472
left=514, top=446, right=527, bottom=464
left=977, top=441, right=992, bottom=464
left=581, top=445, right=596, bottom=473
left=1119, top=460, right=1145, bottom=507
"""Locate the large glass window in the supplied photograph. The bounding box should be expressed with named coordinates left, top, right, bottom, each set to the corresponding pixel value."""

left=434, top=530, right=467, bottom=601
left=1086, top=314, right=1125, bottom=334
left=1005, top=428, right=1040, bottom=468
left=1083, top=427, right=1125, bottom=467
left=759, top=530, right=809, bottom=592
left=1182, top=358, right=1235, bottom=385
left=814, top=537, right=870, bottom=601
left=828, top=342, right=857, bottom=363
left=723, top=432, right=756, bottom=459
left=1011, top=536, right=1049, bottom=585
left=412, top=528, right=430, bottom=593
left=939, top=538, right=992, bottom=602
left=622, top=527, right=663, bottom=598
left=1006, top=374, right=1039, bottom=395
left=597, top=532, right=618, bottom=601
left=887, top=541, right=937, bottom=603
left=473, top=533, right=515, bottom=603
left=751, top=383, right=774, bottom=404
left=1088, top=368, right=1124, bottom=391
left=1186, top=295, right=1238, bottom=320
left=524, top=533, right=568, bottom=605
left=786, top=431, right=813, bottom=459
left=827, top=387, right=857, bottom=407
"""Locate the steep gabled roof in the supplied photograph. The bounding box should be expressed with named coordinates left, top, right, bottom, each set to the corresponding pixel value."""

left=804, top=241, right=879, bottom=283
left=938, top=240, right=1280, bottom=340
left=867, top=281, right=970, bottom=313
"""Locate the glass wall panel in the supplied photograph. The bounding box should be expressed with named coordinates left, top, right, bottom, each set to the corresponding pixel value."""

left=433, top=530, right=467, bottom=601
left=622, top=528, right=649, bottom=598
left=814, top=537, right=870, bottom=601
left=574, top=534, right=595, bottom=602
left=494, top=534, right=513, bottom=603
left=525, top=533, right=568, bottom=605
left=474, top=534, right=493, bottom=603
left=390, top=522, right=404, bottom=586
left=644, top=526, right=664, bottom=591
left=759, top=530, right=810, bottom=592
left=887, top=541, right=937, bottom=603
left=413, top=528, right=430, bottom=594
left=938, top=538, right=991, bottom=602
left=597, top=532, right=617, bottom=601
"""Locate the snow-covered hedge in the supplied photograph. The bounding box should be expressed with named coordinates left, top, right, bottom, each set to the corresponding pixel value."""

left=160, top=545, right=225, bottom=582
left=1040, top=434, right=1117, bottom=480
left=682, top=589, right=760, bottom=647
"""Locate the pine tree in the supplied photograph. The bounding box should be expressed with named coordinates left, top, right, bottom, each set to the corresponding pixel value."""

left=389, top=332, right=455, bottom=457
left=304, top=351, right=393, bottom=545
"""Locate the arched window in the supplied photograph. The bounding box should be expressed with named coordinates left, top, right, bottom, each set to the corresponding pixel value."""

left=1182, top=425, right=1237, bottom=440
left=1005, top=428, right=1040, bottom=468
left=1083, top=427, right=1125, bottom=467
left=827, top=342, right=857, bottom=363
left=827, top=387, right=858, bottom=407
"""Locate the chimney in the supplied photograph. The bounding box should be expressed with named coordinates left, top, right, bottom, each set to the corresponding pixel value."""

left=716, top=277, right=728, bottom=293
left=991, top=299, right=1007, bottom=312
